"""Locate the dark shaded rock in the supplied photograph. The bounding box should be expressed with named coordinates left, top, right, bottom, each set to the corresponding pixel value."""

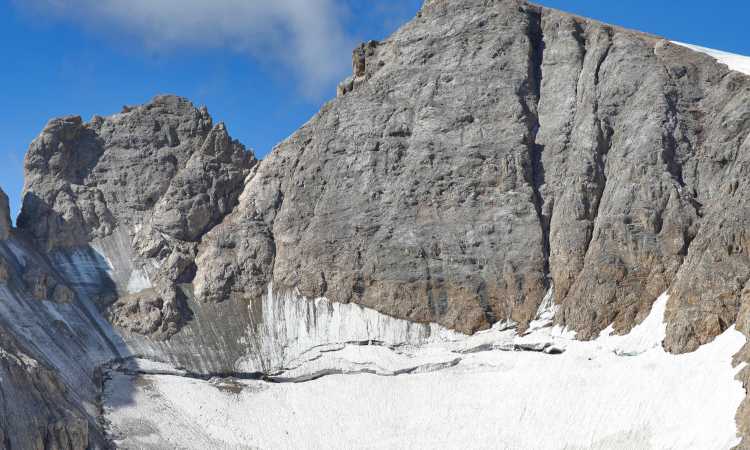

left=19, top=265, right=74, bottom=304
left=0, top=260, right=7, bottom=283
left=0, top=327, right=96, bottom=450
left=0, top=189, right=9, bottom=282
left=0, top=188, right=10, bottom=241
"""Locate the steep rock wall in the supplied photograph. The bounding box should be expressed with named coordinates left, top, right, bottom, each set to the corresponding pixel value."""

left=192, top=0, right=750, bottom=355
left=13, top=0, right=750, bottom=361
left=0, top=189, right=111, bottom=449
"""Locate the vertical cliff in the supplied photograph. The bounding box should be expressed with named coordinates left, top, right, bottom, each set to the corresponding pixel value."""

left=13, top=0, right=750, bottom=360
left=190, top=0, right=750, bottom=356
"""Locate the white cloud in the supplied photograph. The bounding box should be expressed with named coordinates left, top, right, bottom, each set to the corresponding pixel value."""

left=19, top=0, right=358, bottom=97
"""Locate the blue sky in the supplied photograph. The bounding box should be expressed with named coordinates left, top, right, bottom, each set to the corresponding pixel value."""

left=1, top=0, right=748, bottom=220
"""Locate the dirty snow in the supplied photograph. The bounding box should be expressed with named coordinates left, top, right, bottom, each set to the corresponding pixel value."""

left=126, top=268, right=152, bottom=294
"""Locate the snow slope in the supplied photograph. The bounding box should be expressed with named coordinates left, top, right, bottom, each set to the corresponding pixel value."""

left=104, top=293, right=747, bottom=449
left=674, top=42, right=750, bottom=75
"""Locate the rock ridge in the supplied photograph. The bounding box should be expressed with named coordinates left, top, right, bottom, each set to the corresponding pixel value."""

left=15, top=1, right=750, bottom=354
left=17, top=95, right=256, bottom=340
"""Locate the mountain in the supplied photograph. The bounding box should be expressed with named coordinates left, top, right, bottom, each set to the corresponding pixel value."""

left=2, top=0, right=750, bottom=448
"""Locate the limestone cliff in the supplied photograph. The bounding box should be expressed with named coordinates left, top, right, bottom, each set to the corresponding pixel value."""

left=18, top=95, right=255, bottom=340
left=191, top=0, right=750, bottom=357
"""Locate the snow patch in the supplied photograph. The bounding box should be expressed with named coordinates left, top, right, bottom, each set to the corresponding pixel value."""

left=126, top=268, right=152, bottom=294
left=673, top=41, right=750, bottom=75
left=596, top=292, right=668, bottom=356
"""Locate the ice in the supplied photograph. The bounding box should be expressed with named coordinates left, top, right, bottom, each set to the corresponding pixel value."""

left=234, top=284, right=465, bottom=373
left=595, top=292, right=668, bottom=356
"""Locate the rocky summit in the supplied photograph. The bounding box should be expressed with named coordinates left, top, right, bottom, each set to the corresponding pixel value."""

left=2, top=0, right=750, bottom=448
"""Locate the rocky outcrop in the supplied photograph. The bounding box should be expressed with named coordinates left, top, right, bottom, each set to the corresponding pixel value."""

left=0, top=188, right=10, bottom=241
left=108, top=285, right=190, bottom=340
left=17, top=95, right=255, bottom=338
left=0, top=329, right=94, bottom=450
left=21, top=266, right=75, bottom=303
left=0, top=188, right=10, bottom=282
left=337, top=40, right=381, bottom=96
left=18, top=94, right=254, bottom=252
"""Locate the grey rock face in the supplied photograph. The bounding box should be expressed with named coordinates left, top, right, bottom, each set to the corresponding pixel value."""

left=12, top=0, right=750, bottom=356
left=198, top=0, right=551, bottom=334
left=0, top=188, right=9, bottom=241
left=532, top=14, right=707, bottom=340
left=193, top=0, right=750, bottom=350
left=0, top=329, right=93, bottom=450
left=18, top=95, right=255, bottom=337
left=108, top=284, right=190, bottom=339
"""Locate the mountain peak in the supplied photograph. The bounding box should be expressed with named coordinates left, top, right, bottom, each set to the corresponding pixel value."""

left=3, top=1, right=750, bottom=447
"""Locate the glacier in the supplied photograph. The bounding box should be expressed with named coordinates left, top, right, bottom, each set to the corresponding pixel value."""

left=102, top=292, right=747, bottom=450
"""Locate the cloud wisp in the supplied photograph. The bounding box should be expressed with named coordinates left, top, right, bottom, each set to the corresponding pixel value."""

left=19, top=0, right=357, bottom=98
